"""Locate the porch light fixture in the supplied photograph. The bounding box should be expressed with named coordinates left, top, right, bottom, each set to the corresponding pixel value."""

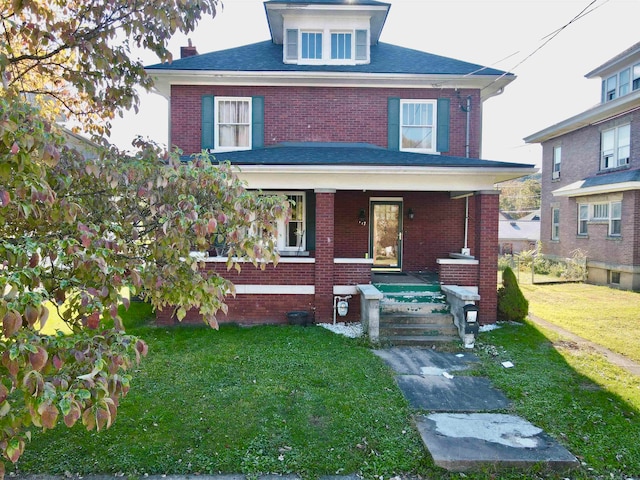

left=358, top=209, right=367, bottom=226
left=407, top=208, right=415, bottom=220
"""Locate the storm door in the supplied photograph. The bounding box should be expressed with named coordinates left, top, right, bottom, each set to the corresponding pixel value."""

left=370, top=201, right=403, bottom=270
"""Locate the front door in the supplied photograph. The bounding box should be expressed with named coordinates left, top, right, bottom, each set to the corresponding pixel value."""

left=370, top=201, right=402, bottom=270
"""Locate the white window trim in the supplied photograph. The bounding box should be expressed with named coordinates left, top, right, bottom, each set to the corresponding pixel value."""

left=578, top=204, right=588, bottom=235
left=399, top=99, right=437, bottom=154
left=609, top=201, right=622, bottom=237
left=214, top=96, right=252, bottom=152
left=286, top=27, right=369, bottom=66
left=600, top=124, right=630, bottom=170
left=552, top=146, right=561, bottom=179
left=551, top=207, right=560, bottom=241
left=576, top=200, right=622, bottom=237
left=269, top=191, right=307, bottom=253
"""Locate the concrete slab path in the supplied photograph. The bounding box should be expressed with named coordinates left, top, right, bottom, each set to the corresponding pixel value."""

left=374, top=346, right=579, bottom=473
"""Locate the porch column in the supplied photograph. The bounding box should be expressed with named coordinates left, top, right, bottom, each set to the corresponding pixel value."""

left=314, top=189, right=335, bottom=323
left=474, top=191, right=500, bottom=324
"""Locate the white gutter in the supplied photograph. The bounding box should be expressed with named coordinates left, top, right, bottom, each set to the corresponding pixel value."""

left=553, top=180, right=640, bottom=197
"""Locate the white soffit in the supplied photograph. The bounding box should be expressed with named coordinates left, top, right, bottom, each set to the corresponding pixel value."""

left=234, top=165, right=536, bottom=191
left=553, top=180, right=640, bottom=197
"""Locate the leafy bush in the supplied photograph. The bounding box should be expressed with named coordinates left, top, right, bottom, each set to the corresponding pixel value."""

left=498, top=255, right=514, bottom=272
left=497, top=266, right=529, bottom=322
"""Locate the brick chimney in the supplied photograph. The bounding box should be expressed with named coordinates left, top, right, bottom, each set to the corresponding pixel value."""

left=180, top=39, right=198, bottom=59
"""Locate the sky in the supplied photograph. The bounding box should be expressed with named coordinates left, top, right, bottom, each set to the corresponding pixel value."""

left=108, top=0, right=640, bottom=168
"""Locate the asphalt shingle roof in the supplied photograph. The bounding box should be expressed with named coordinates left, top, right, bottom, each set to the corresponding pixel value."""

left=582, top=168, right=640, bottom=188
left=266, top=0, right=389, bottom=5
left=147, top=41, right=510, bottom=77
left=188, top=143, right=532, bottom=168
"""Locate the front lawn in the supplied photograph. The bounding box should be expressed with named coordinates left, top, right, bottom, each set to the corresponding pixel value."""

left=13, top=316, right=429, bottom=479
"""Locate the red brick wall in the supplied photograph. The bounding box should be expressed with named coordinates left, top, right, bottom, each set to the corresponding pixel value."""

left=439, top=263, right=479, bottom=285
left=474, top=192, right=499, bottom=323
left=170, top=85, right=482, bottom=158
left=156, top=294, right=315, bottom=326
left=314, top=192, right=335, bottom=323
left=202, top=260, right=314, bottom=284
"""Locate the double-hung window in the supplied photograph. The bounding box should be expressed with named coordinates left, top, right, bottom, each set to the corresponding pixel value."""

left=610, top=201, right=622, bottom=236
left=601, top=124, right=630, bottom=170
left=301, top=32, right=322, bottom=60
left=215, top=97, right=251, bottom=150
left=551, top=207, right=560, bottom=240
left=552, top=146, right=561, bottom=179
left=605, top=75, right=617, bottom=101
left=578, top=204, right=589, bottom=235
left=400, top=100, right=436, bottom=152
left=282, top=193, right=306, bottom=251
left=633, top=63, right=640, bottom=91
left=331, top=32, right=352, bottom=59
left=619, top=68, right=631, bottom=96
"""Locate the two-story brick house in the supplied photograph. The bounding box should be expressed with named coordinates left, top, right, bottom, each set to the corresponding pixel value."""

left=145, top=0, right=535, bottom=328
left=525, top=42, right=640, bottom=291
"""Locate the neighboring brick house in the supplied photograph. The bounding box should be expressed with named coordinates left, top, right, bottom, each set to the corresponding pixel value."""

left=145, top=0, right=535, bottom=326
left=525, top=42, right=640, bottom=291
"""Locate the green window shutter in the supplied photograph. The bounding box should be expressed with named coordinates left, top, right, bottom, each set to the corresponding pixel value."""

left=252, top=96, right=264, bottom=149
left=387, top=97, right=400, bottom=151
left=436, top=98, right=450, bottom=153
left=201, top=95, right=215, bottom=150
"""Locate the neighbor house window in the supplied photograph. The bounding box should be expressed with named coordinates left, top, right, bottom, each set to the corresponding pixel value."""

left=609, top=271, right=621, bottom=285
left=601, top=124, right=630, bottom=169
left=552, top=146, right=561, bottom=179
left=633, top=63, right=640, bottom=91
left=400, top=100, right=436, bottom=152
left=215, top=97, right=251, bottom=150
left=605, top=75, right=617, bottom=101
left=610, top=201, right=622, bottom=236
left=578, top=204, right=589, bottom=235
left=331, top=32, right=352, bottom=59
left=551, top=207, right=560, bottom=240
left=592, top=202, right=609, bottom=220
left=619, top=68, right=630, bottom=96
left=301, top=32, right=322, bottom=59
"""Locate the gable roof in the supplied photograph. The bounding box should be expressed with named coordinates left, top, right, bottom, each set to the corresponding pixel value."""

left=498, top=219, right=540, bottom=242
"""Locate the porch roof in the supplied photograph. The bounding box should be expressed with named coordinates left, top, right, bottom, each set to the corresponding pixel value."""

left=553, top=168, right=640, bottom=197
left=192, top=142, right=536, bottom=191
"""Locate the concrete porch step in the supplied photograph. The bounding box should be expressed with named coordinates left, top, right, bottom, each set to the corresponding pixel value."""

left=380, top=323, right=459, bottom=338
left=381, top=300, right=451, bottom=315
left=380, top=313, right=455, bottom=325
left=382, top=334, right=460, bottom=345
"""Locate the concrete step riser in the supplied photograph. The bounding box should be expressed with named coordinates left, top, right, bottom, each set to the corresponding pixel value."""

left=381, top=303, right=451, bottom=315
left=380, top=325, right=459, bottom=337
left=380, top=313, right=454, bottom=325
left=383, top=336, right=460, bottom=346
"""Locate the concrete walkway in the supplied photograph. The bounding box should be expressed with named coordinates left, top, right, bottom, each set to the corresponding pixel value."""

left=528, top=314, right=640, bottom=376
left=373, top=347, right=579, bottom=473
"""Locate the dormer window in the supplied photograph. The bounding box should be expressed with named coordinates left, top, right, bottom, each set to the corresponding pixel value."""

left=283, top=26, right=369, bottom=65
left=601, top=61, right=640, bottom=102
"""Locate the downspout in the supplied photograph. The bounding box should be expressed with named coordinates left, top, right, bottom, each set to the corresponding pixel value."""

left=463, top=96, right=471, bottom=255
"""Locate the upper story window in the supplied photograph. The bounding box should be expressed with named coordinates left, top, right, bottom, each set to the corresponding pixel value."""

left=552, top=146, right=561, bottom=179
left=301, top=32, right=323, bottom=59
left=284, top=27, right=369, bottom=65
left=331, top=32, right=351, bottom=60
left=602, top=62, right=640, bottom=102
left=215, top=97, right=252, bottom=151
left=400, top=100, right=436, bottom=153
left=600, top=124, right=630, bottom=170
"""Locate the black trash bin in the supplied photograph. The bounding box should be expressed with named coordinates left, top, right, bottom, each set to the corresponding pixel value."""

left=287, top=311, right=309, bottom=326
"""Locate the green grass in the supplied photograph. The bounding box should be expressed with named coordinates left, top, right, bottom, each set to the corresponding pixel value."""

left=12, top=287, right=640, bottom=479
left=475, top=322, right=640, bottom=479
left=14, top=318, right=432, bottom=479
left=520, top=282, right=640, bottom=363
